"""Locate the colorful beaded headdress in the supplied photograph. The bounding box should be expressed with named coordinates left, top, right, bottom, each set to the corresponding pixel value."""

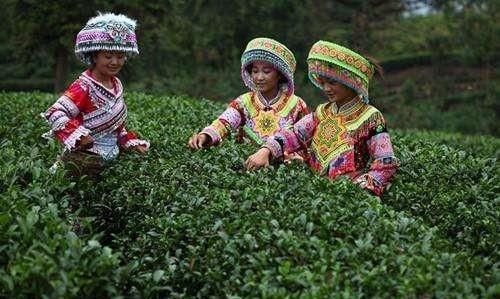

left=241, top=37, right=296, bottom=95
left=75, top=13, right=139, bottom=65
left=307, top=40, right=374, bottom=103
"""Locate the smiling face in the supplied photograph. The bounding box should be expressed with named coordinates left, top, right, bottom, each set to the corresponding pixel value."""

left=317, top=76, right=357, bottom=105
left=92, top=51, right=126, bottom=78
left=250, top=61, right=281, bottom=97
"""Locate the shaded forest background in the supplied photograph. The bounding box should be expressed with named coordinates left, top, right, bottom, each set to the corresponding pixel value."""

left=0, top=0, right=498, bottom=136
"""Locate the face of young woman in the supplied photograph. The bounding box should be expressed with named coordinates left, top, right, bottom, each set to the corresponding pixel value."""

left=317, top=76, right=357, bottom=105
left=250, top=61, right=281, bottom=96
left=92, top=51, right=126, bottom=78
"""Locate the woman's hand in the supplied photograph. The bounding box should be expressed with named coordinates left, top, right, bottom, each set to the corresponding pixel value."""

left=245, top=147, right=271, bottom=171
left=188, top=133, right=210, bottom=150
left=75, top=135, right=94, bottom=151
left=131, top=144, right=149, bottom=154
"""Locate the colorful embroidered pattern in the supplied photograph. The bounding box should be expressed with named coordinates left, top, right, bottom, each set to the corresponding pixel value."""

left=308, top=42, right=373, bottom=77
left=244, top=38, right=296, bottom=72
left=75, top=13, right=139, bottom=65
left=311, top=104, right=350, bottom=172
left=307, top=41, right=374, bottom=103
left=265, top=96, right=398, bottom=195
left=240, top=92, right=302, bottom=139
left=201, top=91, right=308, bottom=145
left=308, top=60, right=369, bottom=102
left=78, top=72, right=128, bottom=138
left=254, top=110, right=280, bottom=136
left=241, top=38, right=296, bottom=95
left=41, top=70, right=149, bottom=159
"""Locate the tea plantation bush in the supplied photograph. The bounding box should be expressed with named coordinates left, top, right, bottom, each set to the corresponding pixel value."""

left=0, top=92, right=498, bottom=298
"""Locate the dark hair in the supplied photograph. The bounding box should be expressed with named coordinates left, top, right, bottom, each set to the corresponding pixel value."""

left=365, top=55, right=384, bottom=80
left=245, top=63, right=288, bottom=84
left=89, top=51, right=99, bottom=69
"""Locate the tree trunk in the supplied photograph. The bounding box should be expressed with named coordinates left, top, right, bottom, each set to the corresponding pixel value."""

left=54, top=46, right=68, bottom=93
left=351, top=9, right=369, bottom=50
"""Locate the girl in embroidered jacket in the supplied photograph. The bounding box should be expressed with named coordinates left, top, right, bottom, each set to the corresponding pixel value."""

left=188, top=38, right=308, bottom=159
left=42, top=13, right=149, bottom=176
left=245, top=41, right=399, bottom=196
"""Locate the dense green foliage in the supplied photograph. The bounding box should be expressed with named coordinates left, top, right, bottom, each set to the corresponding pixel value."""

left=0, top=92, right=498, bottom=298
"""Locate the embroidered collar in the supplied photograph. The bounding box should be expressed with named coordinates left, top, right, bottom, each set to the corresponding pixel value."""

left=257, top=89, right=282, bottom=107
left=329, top=95, right=362, bottom=115
left=255, top=84, right=290, bottom=107
left=252, top=90, right=289, bottom=112
left=82, top=70, right=123, bottom=97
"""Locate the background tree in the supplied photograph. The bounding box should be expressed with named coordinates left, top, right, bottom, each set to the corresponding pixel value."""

left=4, top=0, right=97, bottom=92
left=0, top=0, right=498, bottom=136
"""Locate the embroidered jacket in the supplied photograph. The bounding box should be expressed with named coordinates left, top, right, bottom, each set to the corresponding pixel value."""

left=42, top=70, right=149, bottom=160
left=264, top=97, right=398, bottom=195
left=201, top=91, right=308, bottom=146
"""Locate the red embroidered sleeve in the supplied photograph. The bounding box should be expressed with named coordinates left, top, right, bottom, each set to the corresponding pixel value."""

left=116, top=124, right=150, bottom=150
left=42, top=80, right=93, bottom=151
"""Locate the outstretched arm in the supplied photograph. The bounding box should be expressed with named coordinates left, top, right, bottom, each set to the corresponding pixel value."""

left=116, top=124, right=150, bottom=154
left=354, top=120, right=399, bottom=196
left=265, top=112, right=317, bottom=160
left=245, top=112, right=317, bottom=170
left=189, top=99, right=244, bottom=149
left=41, top=81, right=94, bottom=151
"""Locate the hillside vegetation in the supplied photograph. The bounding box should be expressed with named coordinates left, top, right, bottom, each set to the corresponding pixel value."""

left=0, top=92, right=498, bottom=298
